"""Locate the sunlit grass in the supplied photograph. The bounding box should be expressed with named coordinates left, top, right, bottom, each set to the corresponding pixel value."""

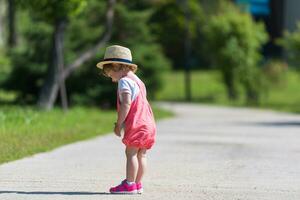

left=156, top=69, right=300, bottom=113
left=0, top=90, right=17, bottom=103
left=260, top=71, right=300, bottom=113
left=0, top=105, right=173, bottom=164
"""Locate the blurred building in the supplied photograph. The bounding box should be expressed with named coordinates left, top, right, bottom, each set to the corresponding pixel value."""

left=235, top=0, right=300, bottom=57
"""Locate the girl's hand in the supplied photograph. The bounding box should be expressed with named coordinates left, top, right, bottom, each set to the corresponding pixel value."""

left=114, top=123, right=121, bottom=137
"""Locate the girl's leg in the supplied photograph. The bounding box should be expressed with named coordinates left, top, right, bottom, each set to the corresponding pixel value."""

left=125, top=146, right=139, bottom=182
left=135, top=148, right=147, bottom=183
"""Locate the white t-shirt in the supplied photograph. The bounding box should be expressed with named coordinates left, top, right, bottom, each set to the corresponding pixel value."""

left=118, top=77, right=140, bottom=102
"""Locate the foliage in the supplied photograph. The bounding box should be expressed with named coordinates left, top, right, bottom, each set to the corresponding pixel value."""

left=0, top=50, right=11, bottom=84
left=149, top=0, right=205, bottom=69
left=1, top=1, right=170, bottom=107
left=262, top=59, right=288, bottom=86
left=66, top=3, right=171, bottom=106
left=17, top=0, right=87, bottom=22
left=203, top=3, right=268, bottom=104
left=279, top=22, right=300, bottom=69
left=1, top=20, right=52, bottom=103
left=112, top=4, right=171, bottom=98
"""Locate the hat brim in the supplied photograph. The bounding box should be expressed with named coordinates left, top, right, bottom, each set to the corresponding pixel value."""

left=96, top=60, right=138, bottom=69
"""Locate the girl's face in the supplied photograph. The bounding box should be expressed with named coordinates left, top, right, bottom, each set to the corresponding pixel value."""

left=107, top=70, right=122, bottom=82
left=103, top=63, right=131, bottom=82
left=104, top=63, right=124, bottom=82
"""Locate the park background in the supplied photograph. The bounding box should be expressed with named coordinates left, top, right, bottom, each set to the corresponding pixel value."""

left=0, top=0, right=299, bottom=163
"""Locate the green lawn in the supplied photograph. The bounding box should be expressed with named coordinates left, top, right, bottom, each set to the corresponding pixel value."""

left=260, top=71, right=300, bottom=112
left=0, top=105, right=173, bottom=164
left=156, top=70, right=300, bottom=113
left=156, top=70, right=226, bottom=102
left=1, top=69, right=298, bottom=164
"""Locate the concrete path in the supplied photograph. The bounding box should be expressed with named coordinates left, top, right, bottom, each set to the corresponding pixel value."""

left=0, top=102, right=300, bottom=200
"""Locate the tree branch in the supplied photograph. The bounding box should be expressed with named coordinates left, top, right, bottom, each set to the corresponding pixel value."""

left=62, top=0, right=116, bottom=80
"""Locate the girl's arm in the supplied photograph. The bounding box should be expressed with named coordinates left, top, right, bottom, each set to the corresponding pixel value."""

left=114, top=92, right=131, bottom=136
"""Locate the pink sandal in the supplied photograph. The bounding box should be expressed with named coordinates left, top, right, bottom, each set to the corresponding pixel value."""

left=109, top=180, right=137, bottom=194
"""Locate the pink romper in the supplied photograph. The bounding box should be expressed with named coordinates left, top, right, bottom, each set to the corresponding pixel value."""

left=117, top=73, right=156, bottom=149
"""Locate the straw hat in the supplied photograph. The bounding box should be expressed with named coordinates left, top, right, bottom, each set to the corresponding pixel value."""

left=96, top=45, right=137, bottom=69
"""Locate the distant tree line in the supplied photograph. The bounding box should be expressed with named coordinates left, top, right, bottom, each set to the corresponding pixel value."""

left=0, top=0, right=298, bottom=109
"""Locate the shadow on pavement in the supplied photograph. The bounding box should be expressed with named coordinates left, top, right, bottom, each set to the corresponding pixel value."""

left=251, top=121, right=300, bottom=127
left=0, top=191, right=113, bottom=195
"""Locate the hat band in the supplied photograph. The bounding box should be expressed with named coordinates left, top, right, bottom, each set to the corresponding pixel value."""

left=103, top=58, right=133, bottom=64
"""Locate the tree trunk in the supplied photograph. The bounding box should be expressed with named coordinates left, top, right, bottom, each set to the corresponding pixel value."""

left=37, top=0, right=116, bottom=110
left=61, top=0, right=116, bottom=80
left=183, top=0, right=192, bottom=102
left=56, top=20, right=68, bottom=111
left=7, top=0, right=16, bottom=47
left=223, top=70, right=238, bottom=100
left=245, top=83, right=259, bottom=105
left=37, top=20, right=67, bottom=110
left=0, top=0, right=5, bottom=47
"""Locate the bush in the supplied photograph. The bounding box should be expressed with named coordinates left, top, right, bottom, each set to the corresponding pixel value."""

left=203, top=2, right=268, bottom=104
left=0, top=50, right=11, bottom=84
left=258, top=59, right=288, bottom=101
left=262, top=59, right=288, bottom=86
left=1, top=21, right=52, bottom=103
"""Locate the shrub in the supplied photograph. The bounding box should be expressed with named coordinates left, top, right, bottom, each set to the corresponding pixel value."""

left=203, top=3, right=268, bottom=104
left=1, top=21, right=52, bottom=103
left=0, top=50, right=11, bottom=84
left=262, top=59, right=288, bottom=86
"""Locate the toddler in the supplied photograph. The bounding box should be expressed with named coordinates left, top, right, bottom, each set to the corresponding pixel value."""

left=96, top=45, right=156, bottom=194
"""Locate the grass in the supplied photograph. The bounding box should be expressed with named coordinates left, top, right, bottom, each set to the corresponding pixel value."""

left=260, top=71, right=300, bottom=112
left=1, top=69, right=298, bottom=164
left=0, top=105, right=173, bottom=164
left=156, top=70, right=300, bottom=113
left=0, top=90, right=16, bottom=103
left=156, top=70, right=226, bottom=102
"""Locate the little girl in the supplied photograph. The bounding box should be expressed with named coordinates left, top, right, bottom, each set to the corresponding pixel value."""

left=96, top=45, right=156, bottom=194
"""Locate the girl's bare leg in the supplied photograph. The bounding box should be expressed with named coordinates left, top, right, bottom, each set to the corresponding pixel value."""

left=125, top=146, right=139, bottom=182
left=136, top=148, right=147, bottom=183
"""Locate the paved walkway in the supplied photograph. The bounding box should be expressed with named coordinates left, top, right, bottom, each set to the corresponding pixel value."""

left=0, top=103, right=300, bottom=200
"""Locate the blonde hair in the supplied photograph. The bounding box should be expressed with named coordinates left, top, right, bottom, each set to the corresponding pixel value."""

left=102, top=63, right=137, bottom=77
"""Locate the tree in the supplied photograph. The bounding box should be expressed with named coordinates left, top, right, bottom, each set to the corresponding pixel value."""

left=203, top=3, right=268, bottom=103
left=111, top=3, right=171, bottom=100
left=2, top=0, right=170, bottom=107
left=7, top=0, right=17, bottom=47
left=62, top=1, right=171, bottom=107
left=18, top=0, right=116, bottom=110
left=149, top=0, right=204, bottom=69
left=0, top=0, right=5, bottom=47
